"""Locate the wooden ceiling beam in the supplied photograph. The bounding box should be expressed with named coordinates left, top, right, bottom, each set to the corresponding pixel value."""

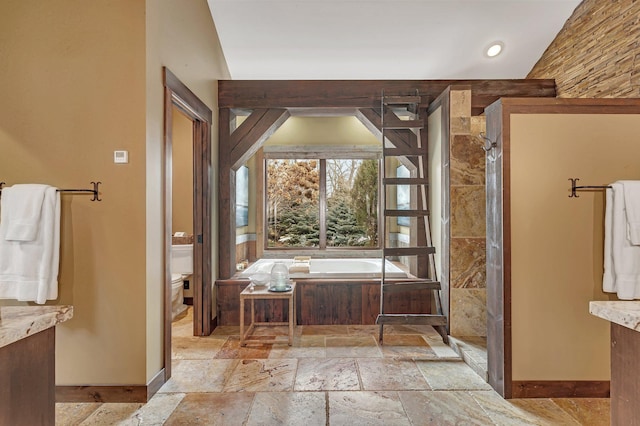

left=218, top=79, right=556, bottom=113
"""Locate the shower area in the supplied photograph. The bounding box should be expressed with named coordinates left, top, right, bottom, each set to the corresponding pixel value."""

left=214, top=81, right=558, bottom=381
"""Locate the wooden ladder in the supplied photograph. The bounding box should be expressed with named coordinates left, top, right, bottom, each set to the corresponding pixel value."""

left=376, top=91, right=448, bottom=344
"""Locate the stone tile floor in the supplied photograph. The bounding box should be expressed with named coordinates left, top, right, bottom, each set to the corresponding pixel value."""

left=56, top=308, right=610, bottom=425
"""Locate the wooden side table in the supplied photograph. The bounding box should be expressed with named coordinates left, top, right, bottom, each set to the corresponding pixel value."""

left=240, top=282, right=296, bottom=346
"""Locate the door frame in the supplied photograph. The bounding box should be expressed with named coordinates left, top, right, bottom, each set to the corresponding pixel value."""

left=163, top=67, right=213, bottom=378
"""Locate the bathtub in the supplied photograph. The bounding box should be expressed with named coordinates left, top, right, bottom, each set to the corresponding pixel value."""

left=238, top=258, right=409, bottom=279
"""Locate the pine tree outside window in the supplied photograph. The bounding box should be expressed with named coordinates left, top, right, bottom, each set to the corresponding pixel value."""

left=266, top=158, right=378, bottom=249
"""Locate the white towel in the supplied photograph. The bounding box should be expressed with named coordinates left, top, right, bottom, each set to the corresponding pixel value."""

left=602, top=187, right=615, bottom=293
left=603, top=182, right=640, bottom=300
left=3, top=184, right=48, bottom=241
left=0, top=185, right=60, bottom=303
left=620, top=180, right=640, bottom=245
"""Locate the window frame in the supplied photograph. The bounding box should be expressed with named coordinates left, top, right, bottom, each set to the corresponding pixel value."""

left=263, top=145, right=381, bottom=254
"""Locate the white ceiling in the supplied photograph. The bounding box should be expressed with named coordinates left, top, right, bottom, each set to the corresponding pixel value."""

left=207, top=0, right=581, bottom=80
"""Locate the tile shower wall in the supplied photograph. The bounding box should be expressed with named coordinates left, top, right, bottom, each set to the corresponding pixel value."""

left=448, top=89, right=487, bottom=337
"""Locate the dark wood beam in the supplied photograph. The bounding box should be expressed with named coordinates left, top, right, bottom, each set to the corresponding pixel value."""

left=219, top=80, right=556, bottom=112
left=356, top=108, right=416, bottom=149
left=356, top=108, right=419, bottom=170
left=218, top=108, right=235, bottom=279
left=230, top=108, right=290, bottom=168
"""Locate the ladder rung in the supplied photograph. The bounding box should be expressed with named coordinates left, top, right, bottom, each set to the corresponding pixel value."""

left=383, top=178, right=428, bottom=185
left=382, top=280, right=441, bottom=292
left=384, top=209, right=429, bottom=217
left=376, top=314, right=447, bottom=326
left=383, top=147, right=425, bottom=157
left=383, top=95, right=421, bottom=105
left=384, top=246, right=435, bottom=256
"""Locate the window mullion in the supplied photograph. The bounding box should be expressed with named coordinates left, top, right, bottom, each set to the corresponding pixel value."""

left=319, top=159, right=327, bottom=249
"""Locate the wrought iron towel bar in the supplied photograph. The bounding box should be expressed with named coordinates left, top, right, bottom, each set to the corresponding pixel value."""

left=0, top=181, right=102, bottom=201
left=568, top=178, right=611, bottom=198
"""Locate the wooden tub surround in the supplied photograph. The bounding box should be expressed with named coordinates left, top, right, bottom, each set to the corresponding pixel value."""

left=216, top=278, right=433, bottom=326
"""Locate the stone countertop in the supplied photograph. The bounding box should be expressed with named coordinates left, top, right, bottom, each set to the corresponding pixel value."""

left=0, top=305, right=73, bottom=348
left=589, top=301, right=640, bottom=332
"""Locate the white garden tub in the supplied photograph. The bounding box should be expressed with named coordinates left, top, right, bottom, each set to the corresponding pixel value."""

left=238, top=258, right=408, bottom=279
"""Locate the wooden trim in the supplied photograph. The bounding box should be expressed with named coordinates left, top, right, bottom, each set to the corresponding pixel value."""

left=146, top=368, right=166, bottom=399
left=56, top=385, right=148, bottom=403
left=165, top=68, right=212, bottom=122
left=511, top=381, right=610, bottom=399
left=162, top=86, right=174, bottom=378
left=164, top=68, right=214, bottom=369
left=487, top=96, right=640, bottom=114
left=56, top=369, right=166, bottom=403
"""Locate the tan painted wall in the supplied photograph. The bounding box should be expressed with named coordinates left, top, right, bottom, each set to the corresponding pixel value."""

left=265, top=116, right=381, bottom=146
left=508, top=113, right=640, bottom=380
left=171, top=106, right=194, bottom=235
left=0, top=0, right=228, bottom=386
left=146, top=0, right=230, bottom=379
left=0, top=0, right=147, bottom=384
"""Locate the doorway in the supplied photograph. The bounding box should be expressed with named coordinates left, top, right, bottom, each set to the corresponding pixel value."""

left=163, top=67, right=213, bottom=379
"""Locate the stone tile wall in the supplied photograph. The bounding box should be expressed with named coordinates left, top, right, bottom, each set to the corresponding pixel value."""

left=448, top=89, right=487, bottom=337
left=528, top=0, right=640, bottom=98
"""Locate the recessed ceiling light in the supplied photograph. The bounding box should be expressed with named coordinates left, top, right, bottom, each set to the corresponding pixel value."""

left=485, top=42, right=504, bottom=58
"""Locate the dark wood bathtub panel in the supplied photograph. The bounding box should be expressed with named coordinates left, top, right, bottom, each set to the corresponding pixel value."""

left=362, top=284, right=380, bottom=324
left=330, top=284, right=362, bottom=325
left=215, top=279, right=431, bottom=326
left=216, top=281, right=242, bottom=326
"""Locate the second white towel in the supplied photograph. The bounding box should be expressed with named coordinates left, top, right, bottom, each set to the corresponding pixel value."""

left=603, top=182, right=640, bottom=300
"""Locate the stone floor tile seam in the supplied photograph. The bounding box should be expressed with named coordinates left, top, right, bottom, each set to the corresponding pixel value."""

left=546, top=398, right=588, bottom=425
left=462, top=390, right=506, bottom=426
left=353, top=357, right=365, bottom=392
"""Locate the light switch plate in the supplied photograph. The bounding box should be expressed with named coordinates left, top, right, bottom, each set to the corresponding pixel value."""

left=114, top=150, right=129, bottom=164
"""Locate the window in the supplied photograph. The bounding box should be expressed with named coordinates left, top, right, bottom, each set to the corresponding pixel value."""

left=266, top=159, right=320, bottom=247
left=266, top=157, right=378, bottom=249
left=396, top=164, right=410, bottom=226
left=235, top=166, right=249, bottom=227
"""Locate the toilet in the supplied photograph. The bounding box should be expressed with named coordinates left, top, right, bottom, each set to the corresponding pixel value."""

left=170, top=244, right=193, bottom=320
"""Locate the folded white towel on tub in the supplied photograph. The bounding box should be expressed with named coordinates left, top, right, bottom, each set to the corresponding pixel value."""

left=0, top=185, right=60, bottom=303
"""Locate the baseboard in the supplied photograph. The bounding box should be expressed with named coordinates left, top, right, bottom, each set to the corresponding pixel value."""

left=146, top=368, right=166, bottom=400
left=210, top=315, right=218, bottom=330
left=56, top=368, right=166, bottom=403
left=511, top=380, right=610, bottom=398
left=184, top=297, right=194, bottom=306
